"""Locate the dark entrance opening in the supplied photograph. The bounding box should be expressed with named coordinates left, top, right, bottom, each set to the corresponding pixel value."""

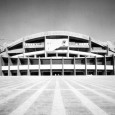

left=11, top=70, right=17, bottom=76
left=64, top=72, right=72, bottom=75
left=107, top=70, right=113, bottom=75
left=76, top=70, right=85, bottom=75
left=20, top=70, right=27, bottom=76
left=53, top=72, right=62, bottom=76
left=30, top=70, right=38, bottom=75
left=52, top=70, right=62, bottom=76
left=87, top=70, right=95, bottom=75
left=64, top=70, right=74, bottom=75
left=41, top=70, right=50, bottom=76
left=3, top=71, right=8, bottom=76
left=97, top=70, right=104, bottom=75
left=43, top=72, right=50, bottom=76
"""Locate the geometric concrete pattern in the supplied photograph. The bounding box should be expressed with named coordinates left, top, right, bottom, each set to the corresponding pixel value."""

left=0, top=76, right=115, bottom=115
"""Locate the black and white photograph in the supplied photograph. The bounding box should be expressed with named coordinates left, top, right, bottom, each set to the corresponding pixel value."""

left=0, top=0, right=115, bottom=115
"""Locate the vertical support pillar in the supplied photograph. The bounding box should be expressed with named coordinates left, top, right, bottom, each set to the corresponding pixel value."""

left=56, top=53, right=58, bottom=57
left=0, top=55, right=2, bottom=76
left=67, top=36, right=69, bottom=57
left=44, top=36, right=47, bottom=57
left=8, top=56, right=11, bottom=76
left=74, top=57, right=76, bottom=76
left=50, top=58, right=52, bottom=76
left=34, top=55, right=36, bottom=58
left=106, top=45, right=109, bottom=56
left=39, top=57, right=41, bottom=76
left=85, top=56, right=87, bottom=75
left=38, top=58, right=39, bottom=76
left=89, top=37, right=91, bottom=52
left=27, top=57, right=30, bottom=76
left=62, top=57, right=64, bottom=76
left=23, top=38, right=25, bottom=58
left=104, top=55, right=107, bottom=75
left=78, top=54, right=80, bottom=57
left=6, top=47, right=8, bottom=56
left=1, top=56, right=4, bottom=66
left=95, top=56, right=97, bottom=75
left=112, top=55, right=115, bottom=75
left=17, top=57, right=20, bottom=76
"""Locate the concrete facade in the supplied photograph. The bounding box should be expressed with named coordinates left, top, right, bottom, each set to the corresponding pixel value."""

left=0, top=31, right=115, bottom=76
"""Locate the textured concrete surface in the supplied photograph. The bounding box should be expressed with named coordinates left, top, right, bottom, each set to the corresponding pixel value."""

left=0, top=76, right=115, bottom=115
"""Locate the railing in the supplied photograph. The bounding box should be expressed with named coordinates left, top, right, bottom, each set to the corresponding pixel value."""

left=8, top=48, right=23, bottom=53
left=24, top=43, right=44, bottom=48
left=91, top=49, right=107, bottom=53
left=69, top=42, right=89, bottom=48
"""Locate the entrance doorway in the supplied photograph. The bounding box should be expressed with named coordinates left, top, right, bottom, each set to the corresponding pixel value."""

left=52, top=71, right=62, bottom=76
left=76, top=70, right=85, bottom=75
left=64, top=69, right=74, bottom=75
left=41, top=70, right=50, bottom=76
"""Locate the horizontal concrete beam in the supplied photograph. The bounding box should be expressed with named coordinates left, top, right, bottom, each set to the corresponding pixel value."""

left=2, top=65, right=113, bottom=70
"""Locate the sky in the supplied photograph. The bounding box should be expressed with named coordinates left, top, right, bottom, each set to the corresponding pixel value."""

left=0, top=0, right=115, bottom=47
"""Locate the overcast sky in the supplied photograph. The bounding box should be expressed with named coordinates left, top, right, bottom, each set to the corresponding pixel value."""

left=0, top=0, right=115, bottom=46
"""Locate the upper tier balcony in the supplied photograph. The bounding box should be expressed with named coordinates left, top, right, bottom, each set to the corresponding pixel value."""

left=69, top=42, right=89, bottom=48
left=24, top=42, right=44, bottom=48
left=91, top=47, right=107, bottom=53
left=8, top=48, right=23, bottom=54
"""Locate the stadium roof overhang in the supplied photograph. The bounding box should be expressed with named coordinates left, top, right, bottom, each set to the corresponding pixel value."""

left=7, top=31, right=89, bottom=47
left=2, top=31, right=114, bottom=52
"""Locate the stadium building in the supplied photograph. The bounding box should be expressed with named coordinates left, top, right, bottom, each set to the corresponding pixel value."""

left=0, top=31, right=115, bottom=76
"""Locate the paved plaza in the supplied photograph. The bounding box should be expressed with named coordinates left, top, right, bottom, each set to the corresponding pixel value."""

left=0, top=76, right=115, bottom=115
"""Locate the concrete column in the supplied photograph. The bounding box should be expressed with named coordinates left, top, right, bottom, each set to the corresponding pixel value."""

left=62, top=57, right=64, bottom=76
left=17, top=57, right=20, bottom=76
left=89, top=37, right=91, bottom=52
left=78, top=54, right=80, bottom=57
left=1, top=56, right=4, bottom=66
left=5, top=44, right=9, bottom=57
left=34, top=55, right=37, bottom=58
left=112, top=55, right=115, bottom=75
left=85, top=56, right=87, bottom=75
left=104, top=55, right=107, bottom=75
left=39, top=57, right=41, bottom=76
left=74, top=57, right=76, bottom=76
left=50, top=58, right=52, bottom=76
left=67, top=36, right=69, bottom=57
left=8, top=56, right=11, bottom=76
left=44, top=36, right=47, bottom=57
left=38, top=58, right=39, bottom=76
left=95, top=56, right=97, bottom=75
left=106, top=45, right=109, bottom=56
left=27, top=57, right=30, bottom=76
left=23, top=38, right=25, bottom=58
left=0, top=55, right=2, bottom=76
left=56, top=53, right=58, bottom=57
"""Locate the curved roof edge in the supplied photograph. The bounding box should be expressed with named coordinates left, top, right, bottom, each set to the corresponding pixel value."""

left=7, top=31, right=89, bottom=47
left=4, top=31, right=114, bottom=51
